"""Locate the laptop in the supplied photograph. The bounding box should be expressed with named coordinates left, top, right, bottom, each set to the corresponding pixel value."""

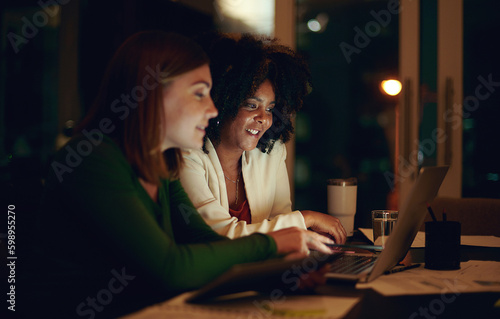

left=325, top=165, right=449, bottom=283
left=187, top=166, right=448, bottom=302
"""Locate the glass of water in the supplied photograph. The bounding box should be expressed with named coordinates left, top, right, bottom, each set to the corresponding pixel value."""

left=371, top=210, right=399, bottom=247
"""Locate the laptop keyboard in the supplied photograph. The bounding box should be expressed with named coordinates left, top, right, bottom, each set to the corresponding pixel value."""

left=328, top=254, right=378, bottom=275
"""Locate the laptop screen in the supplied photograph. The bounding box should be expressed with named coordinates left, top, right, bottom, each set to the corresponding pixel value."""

left=367, top=166, right=449, bottom=282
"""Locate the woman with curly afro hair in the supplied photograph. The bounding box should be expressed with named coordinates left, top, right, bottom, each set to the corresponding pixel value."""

left=180, top=32, right=346, bottom=244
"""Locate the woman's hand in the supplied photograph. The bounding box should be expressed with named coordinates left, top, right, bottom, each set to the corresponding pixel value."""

left=268, top=227, right=334, bottom=259
left=268, top=228, right=334, bottom=291
left=300, top=210, right=347, bottom=244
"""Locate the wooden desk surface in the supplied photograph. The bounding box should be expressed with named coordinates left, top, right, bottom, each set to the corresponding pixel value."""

left=121, top=230, right=500, bottom=319
left=318, top=285, right=500, bottom=319
left=321, top=230, right=500, bottom=319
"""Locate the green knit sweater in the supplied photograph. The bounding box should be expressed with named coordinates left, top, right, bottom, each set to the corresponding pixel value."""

left=24, top=134, right=277, bottom=318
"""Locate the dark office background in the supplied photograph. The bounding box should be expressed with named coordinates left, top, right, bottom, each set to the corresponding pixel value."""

left=294, top=0, right=399, bottom=229
left=1, top=0, right=215, bottom=208
left=1, top=0, right=499, bottom=230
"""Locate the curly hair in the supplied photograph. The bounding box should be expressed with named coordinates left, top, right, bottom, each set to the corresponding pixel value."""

left=197, top=32, right=312, bottom=154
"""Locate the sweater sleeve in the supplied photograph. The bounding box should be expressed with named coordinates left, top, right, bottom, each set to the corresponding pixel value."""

left=51, top=136, right=277, bottom=293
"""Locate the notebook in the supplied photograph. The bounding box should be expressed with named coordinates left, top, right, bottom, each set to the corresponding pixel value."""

left=325, top=165, right=449, bottom=283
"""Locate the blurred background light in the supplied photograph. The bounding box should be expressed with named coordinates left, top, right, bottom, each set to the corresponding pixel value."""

left=306, top=12, right=329, bottom=33
left=307, top=19, right=321, bottom=32
left=215, top=0, right=275, bottom=35
left=380, top=79, right=402, bottom=96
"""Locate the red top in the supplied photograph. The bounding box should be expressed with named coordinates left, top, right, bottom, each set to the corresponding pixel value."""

left=229, top=199, right=251, bottom=224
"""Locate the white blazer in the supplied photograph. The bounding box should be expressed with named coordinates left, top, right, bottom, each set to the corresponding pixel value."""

left=179, top=139, right=307, bottom=238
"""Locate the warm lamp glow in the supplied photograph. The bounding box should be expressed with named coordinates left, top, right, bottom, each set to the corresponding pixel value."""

left=381, top=79, right=402, bottom=96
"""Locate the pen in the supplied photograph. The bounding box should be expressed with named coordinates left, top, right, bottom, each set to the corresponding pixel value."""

left=384, top=263, right=420, bottom=274
left=426, top=203, right=437, bottom=222
left=326, top=243, right=384, bottom=251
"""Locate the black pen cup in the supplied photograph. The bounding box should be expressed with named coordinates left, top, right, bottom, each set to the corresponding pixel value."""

left=425, top=221, right=461, bottom=270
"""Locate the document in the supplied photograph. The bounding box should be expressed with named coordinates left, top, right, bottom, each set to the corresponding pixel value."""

left=357, top=260, right=500, bottom=296
left=359, top=228, right=425, bottom=248
left=460, top=235, right=500, bottom=248
left=121, top=291, right=360, bottom=319
left=359, top=228, right=500, bottom=248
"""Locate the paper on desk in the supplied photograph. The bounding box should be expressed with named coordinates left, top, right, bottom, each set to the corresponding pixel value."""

left=357, top=260, right=500, bottom=296
left=461, top=235, right=500, bottom=247
left=358, top=228, right=500, bottom=248
left=121, top=291, right=360, bottom=319
left=359, top=228, right=425, bottom=248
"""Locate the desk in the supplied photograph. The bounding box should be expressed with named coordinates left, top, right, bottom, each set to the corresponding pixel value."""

left=123, top=231, right=500, bottom=319
left=320, top=230, right=500, bottom=319
left=319, top=286, right=500, bottom=319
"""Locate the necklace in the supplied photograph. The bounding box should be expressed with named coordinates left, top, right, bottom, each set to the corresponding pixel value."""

left=224, top=172, right=241, bottom=205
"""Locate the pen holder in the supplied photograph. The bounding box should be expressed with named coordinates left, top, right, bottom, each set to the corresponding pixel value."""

left=424, top=221, right=461, bottom=270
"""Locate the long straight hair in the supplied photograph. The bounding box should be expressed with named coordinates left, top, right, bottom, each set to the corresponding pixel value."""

left=77, top=31, right=209, bottom=184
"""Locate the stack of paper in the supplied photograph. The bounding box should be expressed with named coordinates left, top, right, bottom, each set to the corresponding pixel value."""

left=358, top=228, right=500, bottom=248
